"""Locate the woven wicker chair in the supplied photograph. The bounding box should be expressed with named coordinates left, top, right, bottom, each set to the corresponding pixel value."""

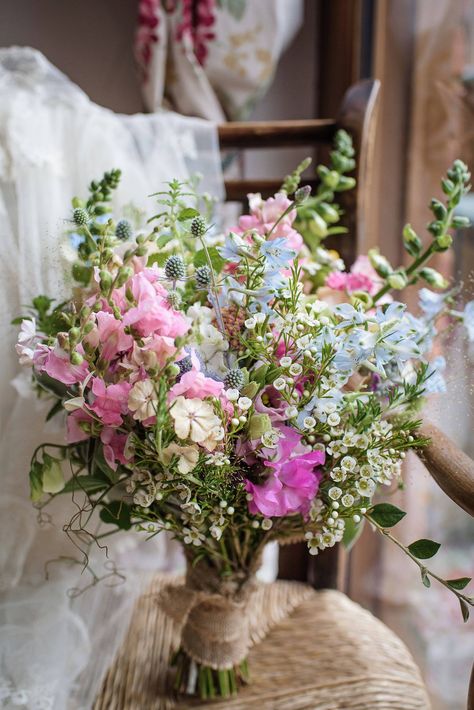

left=95, top=80, right=474, bottom=710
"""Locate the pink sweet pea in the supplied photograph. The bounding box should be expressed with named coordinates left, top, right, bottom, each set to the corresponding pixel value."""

left=95, top=312, right=133, bottom=361
left=169, top=370, right=224, bottom=400
left=100, top=428, right=131, bottom=470
left=33, top=344, right=89, bottom=385
left=89, top=377, right=131, bottom=426
left=245, top=448, right=325, bottom=518
left=66, top=409, right=94, bottom=443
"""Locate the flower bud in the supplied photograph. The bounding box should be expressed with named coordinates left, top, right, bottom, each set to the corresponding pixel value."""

left=368, top=248, right=392, bottom=277
left=387, top=270, right=408, bottom=290
left=434, top=233, right=453, bottom=251
left=70, top=351, right=84, bottom=366
left=452, top=215, right=470, bottom=229
left=295, top=185, right=311, bottom=203
left=402, top=224, right=422, bottom=256
left=419, top=267, right=448, bottom=289
left=68, top=327, right=80, bottom=343
left=99, top=270, right=112, bottom=292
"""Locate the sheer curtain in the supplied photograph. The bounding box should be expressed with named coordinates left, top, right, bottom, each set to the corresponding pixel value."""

left=0, top=46, right=223, bottom=710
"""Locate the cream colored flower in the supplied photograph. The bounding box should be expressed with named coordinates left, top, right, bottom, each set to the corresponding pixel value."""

left=161, top=442, right=199, bottom=474
left=170, top=396, right=220, bottom=444
left=128, top=380, right=157, bottom=421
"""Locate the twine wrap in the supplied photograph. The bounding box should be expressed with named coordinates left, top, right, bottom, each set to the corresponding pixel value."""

left=159, top=556, right=257, bottom=670
left=95, top=575, right=431, bottom=709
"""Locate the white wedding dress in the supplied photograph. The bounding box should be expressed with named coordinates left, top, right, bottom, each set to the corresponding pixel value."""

left=0, top=47, right=226, bottom=710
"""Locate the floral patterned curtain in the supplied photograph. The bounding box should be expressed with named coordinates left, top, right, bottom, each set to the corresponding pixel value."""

left=135, top=0, right=304, bottom=121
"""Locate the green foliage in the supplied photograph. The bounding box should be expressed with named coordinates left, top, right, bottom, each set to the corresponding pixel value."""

left=194, top=246, right=225, bottom=272
left=407, top=538, right=441, bottom=559
left=367, top=503, right=406, bottom=527
left=100, top=500, right=132, bottom=530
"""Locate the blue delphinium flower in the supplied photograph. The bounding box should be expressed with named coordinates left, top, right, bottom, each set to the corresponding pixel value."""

left=419, top=288, right=447, bottom=319
left=218, top=231, right=248, bottom=263
left=424, top=355, right=447, bottom=394
left=260, top=238, right=296, bottom=271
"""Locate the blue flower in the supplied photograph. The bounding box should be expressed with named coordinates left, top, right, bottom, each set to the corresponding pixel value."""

left=462, top=301, right=474, bottom=341
left=419, top=288, right=447, bottom=318
left=218, top=231, right=248, bottom=263
left=424, top=356, right=447, bottom=394
left=260, top=238, right=296, bottom=271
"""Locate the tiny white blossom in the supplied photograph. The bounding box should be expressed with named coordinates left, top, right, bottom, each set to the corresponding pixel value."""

left=238, top=396, right=252, bottom=411
left=289, top=363, right=303, bottom=376
left=356, top=478, right=376, bottom=497
left=261, top=429, right=281, bottom=449
left=303, top=416, right=316, bottom=429
left=245, top=317, right=256, bottom=329
left=273, top=377, right=287, bottom=391
left=279, top=356, right=292, bottom=368
left=341, top=494, right=355, bottom=507
left=225, top=388, right=240, bottom=401
left=327, top=412, right=341, bottom=427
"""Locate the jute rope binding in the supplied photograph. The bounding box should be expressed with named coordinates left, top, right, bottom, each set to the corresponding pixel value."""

left=95, top=575, right=430, bottom=710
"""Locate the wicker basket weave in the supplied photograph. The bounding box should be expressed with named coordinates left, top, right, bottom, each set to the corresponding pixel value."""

left=95, top=575, right=430, bottom=710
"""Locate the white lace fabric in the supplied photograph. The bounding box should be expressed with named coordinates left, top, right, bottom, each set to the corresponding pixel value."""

left=0, top=46, right=224, bottom=710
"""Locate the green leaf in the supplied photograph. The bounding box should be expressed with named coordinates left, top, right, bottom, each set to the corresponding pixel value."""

left=447, top=577, right=471, bottom=591
left=147, top=252, right=168, bottom=268
left=459, top=598, right=470, bottom=623
left=407, top=538, right=441, bottom=560
left=178, top=207, right=200, bottom=222
left=11, top=316, right=31, bottom=325
left=42, top=454, right=65, bottom=494
left=193, top=247, right=225, bottom=273
left=251, top=364, right=269, bottom=386
left=100, top=500, right=132, bottom=530
left=342, top=517, right=365, bottom=551
left=29, top=461, right=44, bottom=502
left=62, top=476, right=109, bottom=493
left=368, top=503, right=406, bottom=528
left=155, top=232, right=174, bottom=248
left=421, top=568, right=431, bottom=588
left=46, top=399, right=64, bottom=422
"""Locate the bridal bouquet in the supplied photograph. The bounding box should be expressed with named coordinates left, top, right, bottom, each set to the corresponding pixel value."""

left=16, top=145, right=474, bottom=699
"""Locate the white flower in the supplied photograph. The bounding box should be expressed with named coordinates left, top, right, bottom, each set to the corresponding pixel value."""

left=15, top=318, right=38, bottom=365
left=206, top=452, right=230, bottom=466
left=285, top=405, right=298, bottom=419
left=261, top=429, right=281, bottom=448
left=303, top=416, right=316, bottom=429
left=170, top=396, right=220, bottom=445
left=341, top=494, right=355, bottom=508
left=128, top=380, right=157, bottom=421
left=340, top=455, right=357, bottom=472
left=289, top=363, right=303, bottom=376
left=133, top=489, right=155, bottom=507
left=330, top=467, right=346, bottom=482
left=238, top=396, right=252, bottom=411
left=356, top=478, right=376, bottom=497
left=254, top=312, right=266, bottom=324
left=161, top=443, right=199, bottom=474
left=273, top=377, right=287, bottom=391
left=210, top=524, right=223, bottom=540
left=245, top=317, right=256, bottom=329
left=261, top=518, right=273, bottom=530
left=279, top=357, right=292, bottom=368
left=225, top=388, right=240, bottom=401
left=327, top=412, right=341, bottom=427
left=328, top=486, right=342, bottom=500
left=183, top=526, right=205, bottom=546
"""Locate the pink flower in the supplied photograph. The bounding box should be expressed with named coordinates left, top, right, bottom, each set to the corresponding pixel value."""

left=95, top=312, right=133, bottom=361
left=89, top=378, right=131, bottom=426
left=169, top=370, right=223, bottom=400
left=100, top=428, right=131, bottom=471
left=33, top=344, right=89, bottom=385
left=326, top=255, right=381, bottom=296
left=233, top=192, right=303, bottom=252
left=122, top=272, right=189, bottom=338
left=245, top=448, right=325, bottom=518
left=66, top=409, right=94, bottom=443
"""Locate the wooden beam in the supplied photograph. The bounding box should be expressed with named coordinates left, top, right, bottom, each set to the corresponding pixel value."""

left=218, top=119, right=336, bottom=149
left=224, top=177, right=319, bottom=202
